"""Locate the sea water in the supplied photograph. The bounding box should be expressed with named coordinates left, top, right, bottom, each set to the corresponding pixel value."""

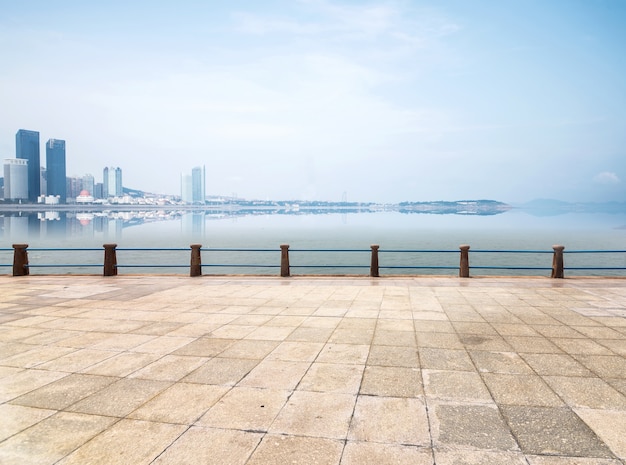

left=1, top=209, right=625, bottom=276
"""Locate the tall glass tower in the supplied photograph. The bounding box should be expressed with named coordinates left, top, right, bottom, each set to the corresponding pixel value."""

left=16, top=129, right=40, bottom=202
left=191, top=166, right=206, bottom=204
left=46, top=139, right=66, bottom=203
left=103, top=167, right=123, bottom=198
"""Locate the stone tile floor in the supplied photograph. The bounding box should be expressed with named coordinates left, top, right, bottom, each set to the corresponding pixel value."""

left=0, top=275, right=625, bottom=464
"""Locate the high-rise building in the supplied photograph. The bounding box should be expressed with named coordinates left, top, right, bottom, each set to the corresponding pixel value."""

left=82, top=174, right=95, bottom=196
left=46, top=139, right=66, bottom=203
left=16, top=129, right=40, bottom=202
left=191, top=166, right=206, bottom=204
left=3, top=158, right=29, bottom=200
left=181, top=174, right=192, bottom=203
left=103, top=167, right=122, bottom=198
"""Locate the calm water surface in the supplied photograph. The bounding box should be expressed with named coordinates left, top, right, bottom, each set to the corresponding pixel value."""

left=1, top=209, right=625, bottom=276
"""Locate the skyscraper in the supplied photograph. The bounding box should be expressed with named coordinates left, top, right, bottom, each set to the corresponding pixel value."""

left=103, top=167, right=123, bottom=198
left=191, top=166, right=206, bottom=204
left=46, top=139, right=66, bottom=203
left=16, top=129, right=40, bottom=202
left=3, top=158, right=29, bottom=200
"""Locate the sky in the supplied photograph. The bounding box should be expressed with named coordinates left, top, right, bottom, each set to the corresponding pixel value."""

left=1, top=0, right=625, bottom=203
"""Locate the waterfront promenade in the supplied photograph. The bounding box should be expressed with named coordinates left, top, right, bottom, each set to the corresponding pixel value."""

left=0, top=275, right=625, bottom=464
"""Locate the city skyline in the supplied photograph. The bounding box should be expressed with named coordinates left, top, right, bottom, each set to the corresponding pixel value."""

left=1, top=1, right=625, bottom=203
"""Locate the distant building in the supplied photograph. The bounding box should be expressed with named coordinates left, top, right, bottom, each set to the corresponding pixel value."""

left=40, top=167, right=47, bottom=196
left=66, top=176, right=83, bottom=200
left=16, top=129, right=40, bottom=202
left=181, top=166, right=206, bottom=204
left=94, top=182, right=103, bottom=199
left=3, top=158, right=29, bottom=200
left=181, top=174, right=192, bottom=203
left=46, top=139, right=67, bottom=203
left=192, top=166, right=206, bottom=204
left=82, top=174, right=95, bottom=197
left=103, top=167, right=122, bottom=198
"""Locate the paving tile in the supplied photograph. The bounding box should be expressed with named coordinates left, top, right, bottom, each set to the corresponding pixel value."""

left=366, top=345, right=419, bottom=367
left=172, top=337, right=234, bottom=356
left=419, top=348, right=474, bottom=371
left=0, top=368, right=68, bottom=403
left=520, top=353, right=593, bottom=376
left=298, top=362, right=364, bottom=394
left=197, top=386, right=289, bottom=431
left=348, top=395, right=430, bottom=445
left=526, top=456, right=623, bottom=465
left=500, top=405, right=615, bottom=458
left=237, top=360, right=311, bottom=390
left=0, top=412, right=116, bottom=465
left=9, top=373, right=117, bottom=410
left=129, top=383, right=229, bottom=424
left=434, top=449, right=528, bottom=465
left=266, top=341, right=324, bottom=362
left=371, top=329, right=416, bottom=346
left=269, top=391, right=356, bottom=439
left=360, top=365, right=422, bottom=397
left=216, top=339, right=280, bottom=359
left=423, top=369, right=492, bottom=402
left=0, top=345, right=76, bottom=369
left=575, top=354, right=626, bottom=379
left=341, top=442, right=433, bottom=465
left=0, top=404, right=56, bottom=442
left=35, top=348, right=116, bottom=372
left=67, top=378, right=171, bottom=417
left=417, top=332, right=464, bottom=349
left=316, top=343, right=370, bottom=365
left=182, top=357, right=259, bottom=385
left=130, top=335, right=196, bottom=354
left=469, top=350, right=534, bottom=374
left=481, top=373, right=564, bottom=407
left=58, top=418, right=186, bottom=465
left=552, top=338, right=614, bottom=356
left=247, top=434, right=344, bottom=465
left=128, top=354, right=208, bottom=381
left=574, top=408, right=626, bottom=461
left=543, top=376, right=626, bottom=409
left=286, top=326, right=334, bottom=342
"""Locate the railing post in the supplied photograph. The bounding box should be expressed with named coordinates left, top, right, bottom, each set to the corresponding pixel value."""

left=190, top=244, right=202, bottom=277
left=12, top=244, right=29, bottom=276
left=551, top=245, right=565, bottom=278
left=280, top=244, right=290, bottom=277
left=370, top=244, right=380, bottom=277
left=459, top=244, right=470, bottom=278
left=103, top=243, right=118, bottom=276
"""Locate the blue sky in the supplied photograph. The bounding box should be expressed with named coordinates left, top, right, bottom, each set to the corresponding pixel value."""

left=1, top=0, right=625, bottom=203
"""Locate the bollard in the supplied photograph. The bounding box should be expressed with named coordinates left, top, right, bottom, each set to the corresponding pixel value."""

left=370, top=244, right=380, bottom=277
left=551, top=245, right=565, bottom=278
left=280, top=244, right=290, bottom=277
left=12, top=244, right=29, bottom=276
left=103, top=243, right=118, bottom=276
left=459, top=244, right=470, bottom=278
left=190, top=244, right=202, bottom=277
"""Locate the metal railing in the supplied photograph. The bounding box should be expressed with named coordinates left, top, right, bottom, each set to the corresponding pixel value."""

left=2, top=243, right=625, bottom=278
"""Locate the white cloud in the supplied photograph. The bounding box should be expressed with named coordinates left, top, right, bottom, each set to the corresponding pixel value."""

left=593, top=171, right=621, bottom=185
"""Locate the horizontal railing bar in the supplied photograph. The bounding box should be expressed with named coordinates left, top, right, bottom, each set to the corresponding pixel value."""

left=291, top=265, right=369, bottom=268
left=117, top=248, right=191, bottom=252
left=470, top=266, right=554, bottom=270
left=28, top=248, right=103, bottom=252
left=565, top=267, right=626, bottom=270
left=564, top=250, right=626, bottom=254
left=469, top=250, right=552, bottom=254
left=202, top=264, right=280, bottom=268
left=116, top=264, right=189, bottom=268
left=381, top=250, right=460, bottom=254
left=380, top=266, right=459, bottom=269
left=25, top=264, right=102, bottom=268
left=201, top=248, right=278, bottom=252
left=289, top=249, right=369, bottom=253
